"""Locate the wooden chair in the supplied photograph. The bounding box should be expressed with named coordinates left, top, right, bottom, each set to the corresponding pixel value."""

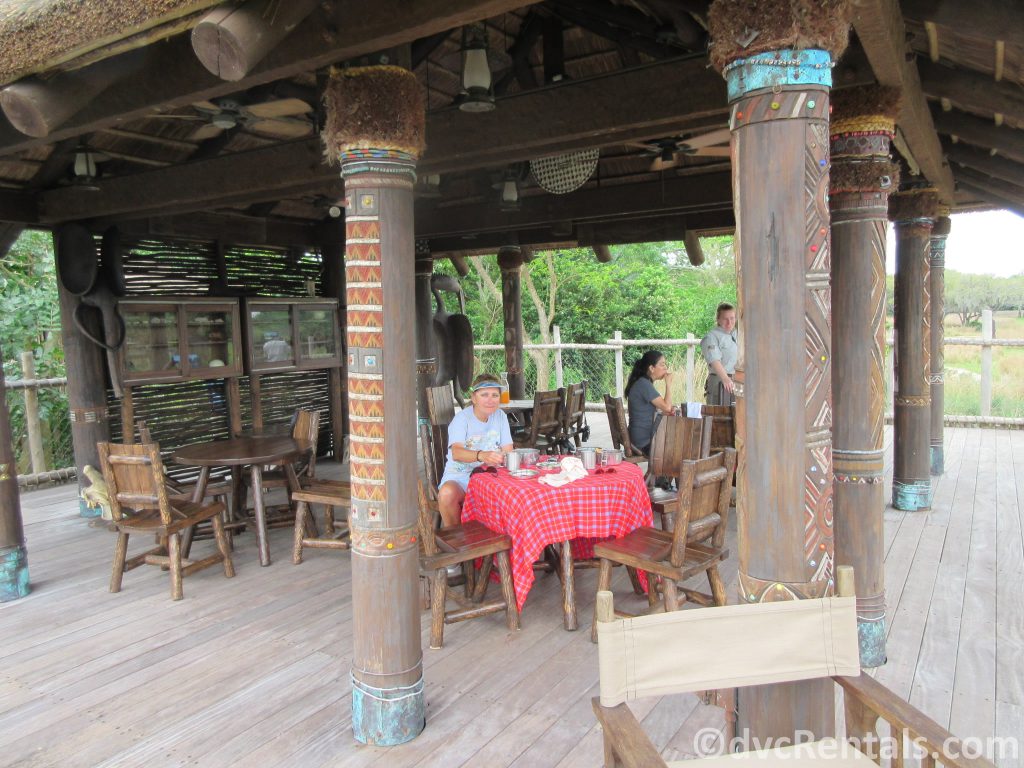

left=700, top=404, right=736, bottom=453
left=556, top=380, right=589, bottom=451
left=424, top=384, right=456, bottom=485
left=592, top=448, right=736, bottom=640
left=645, top=414, right=713, bottom=530
left=513, top=388, right=564, bottom=453
left=602, top=394, right=646, bottom=465
left=416, top=475, right=519, bottom=649
left=591, top=567, right=996, bottom=768
left=292, top=478, right=351, bottom=563
left=242, top=407, right=320, bottom=521
left=98, top=441, right=234, bottom=601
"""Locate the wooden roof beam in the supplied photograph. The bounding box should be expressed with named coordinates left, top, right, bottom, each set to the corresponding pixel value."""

left=0, top=0, right=534, bottom=158
left=956, top=180, right=1024, bottom=219
left=931, top=107, right=1024, bottom=166
left=953, top=166, right=1024, bottom=211
left=944, top=142, right=1024, bottom=190
left=851, top=0, right=955, bottom=202
left=900, top=0, right=1024, bottom=50
left=918, top=60, right=1024, bottom=126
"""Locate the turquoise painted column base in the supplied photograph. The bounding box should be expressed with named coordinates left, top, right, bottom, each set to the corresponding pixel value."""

left=857, top=618, right=887, bottom=668
left=352, top=674, right=425, bottom=746
left=0, top=543, right=30, bottom=602
left=892, top=480, right=931, bottom=511
left=79, top=497, right=101, bottom=518
left=930, top=445, right=944, bottom=476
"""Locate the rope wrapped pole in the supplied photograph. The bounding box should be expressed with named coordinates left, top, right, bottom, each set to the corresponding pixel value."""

left=324, top=65, right=426, bottom=746
left=829, top=85, right=901, bottom=668
left=709, top=0, right=851, bottom=742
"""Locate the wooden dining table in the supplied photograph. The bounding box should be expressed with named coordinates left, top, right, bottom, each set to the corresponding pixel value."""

left=172, top=435, right=312, bottom=567
left=461, top=461, right=653, bottom=630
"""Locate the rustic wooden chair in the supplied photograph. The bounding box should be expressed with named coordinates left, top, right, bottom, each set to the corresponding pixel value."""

left=292, top=478, right=351, bottom=563
left=592, top=567, right=996, bottom=768
left=700, top=404, right=736, bottom=453
left=424, top=384, right=456, bottom=484
left=591, top=448, right=736, bottom=641
left=645, top=414, right=713, bottom=530
left=556, top=380, right=589, bottom=451
left=602, top=394, right=646, bottom=466
left=98, top=440, right=234, bottom=601
left=512, top=388, right=564, bottom=453
left=242, top=407, right=320, bottom=523
left=416, top=474, right=519, bottom=649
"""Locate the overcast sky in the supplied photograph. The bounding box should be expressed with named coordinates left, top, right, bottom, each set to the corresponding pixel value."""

left=885, top=209, right=1024, bottom=277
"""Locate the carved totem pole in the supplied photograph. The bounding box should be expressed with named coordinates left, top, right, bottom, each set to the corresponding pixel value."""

left=930, top=215, right=951, bottom=475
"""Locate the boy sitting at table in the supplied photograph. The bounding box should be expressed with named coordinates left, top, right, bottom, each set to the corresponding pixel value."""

left=437, top=374, right=514, bottom=527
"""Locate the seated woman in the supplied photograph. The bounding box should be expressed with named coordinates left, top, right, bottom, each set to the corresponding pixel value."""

left=625, top=350, right=675, bottom=455
left=437, top=373, right=514, bottom=527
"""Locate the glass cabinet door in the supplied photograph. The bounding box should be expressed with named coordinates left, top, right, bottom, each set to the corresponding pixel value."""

left=249, top=305, right=295, bottom=368
left=122, top=306, right=181, bottom=378
left=296, top=304, right=338, bottom=366
left=185, top=306, right=236, bottom=371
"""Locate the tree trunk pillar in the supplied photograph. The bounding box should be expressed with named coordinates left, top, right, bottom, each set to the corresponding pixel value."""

left=414, top=242, right=436, bottom=422
left=828, top=86, right=901, bottom=668
left=497, top=245, right=526, bottom=399
left=0, top=344, right=30, bottom=601
left=891, top=189, right=940, bottom=511
left=929, top=216, right=950, bottom=475
left=711, top=25, right=841, bottom=738
left=54, top=230, right=111, bottom=517
left=325, top=66, right=426, bottom=746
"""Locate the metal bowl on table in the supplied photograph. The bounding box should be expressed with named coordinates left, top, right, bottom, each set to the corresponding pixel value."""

left=603, top=449, right=623, bottom=466
left=516, top=448, right=540, bottom=468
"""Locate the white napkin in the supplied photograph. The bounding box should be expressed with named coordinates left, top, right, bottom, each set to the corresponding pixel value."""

left=538, top=456, right=588, bottom=488
left=686, top=401, right=703, bottom=419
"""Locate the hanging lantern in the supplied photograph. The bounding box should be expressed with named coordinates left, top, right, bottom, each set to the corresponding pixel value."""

left=459, top=24, right=495, bottom=113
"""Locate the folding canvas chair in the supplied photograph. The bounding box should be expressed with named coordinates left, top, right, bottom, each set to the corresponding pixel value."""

left=592, top=566, right=996, bottom=767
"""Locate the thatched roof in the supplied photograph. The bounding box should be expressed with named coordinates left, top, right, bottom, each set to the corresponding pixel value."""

left=0, top=0, right=222, bottom=85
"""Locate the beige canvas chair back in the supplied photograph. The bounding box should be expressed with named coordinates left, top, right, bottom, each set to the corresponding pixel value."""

left=596, top=593, right=860, bottom=707
left=97, top=441, right=174, bottom=525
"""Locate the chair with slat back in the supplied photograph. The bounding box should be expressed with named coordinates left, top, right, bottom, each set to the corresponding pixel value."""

left=557, top=380, right=589, bottom=451
left=700, top=404, right=736, bottom=454
left=592, top=448, right=736, bottom=640
left=645, top=414, right=714, bottom=530
left=592, top=566, right=996, bottom=768
left=291, top=478, right=351, bottom=563
left=416, top=474, right=519, bottom=649
left=242, top=408, right=320, bottom=516
left=424, top=384, right=456, bottom=485
left=98, top=441, right=234, bottom=601
left=602, top=395, right=645, bottom=465
left=513, top=388, right=564, bottom=453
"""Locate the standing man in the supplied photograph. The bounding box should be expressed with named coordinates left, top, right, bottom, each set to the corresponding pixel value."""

left=701, top=302, right=738, bottom=405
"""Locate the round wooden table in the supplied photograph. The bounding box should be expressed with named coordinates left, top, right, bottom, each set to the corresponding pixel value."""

left=172, top=436, right=312, bottom=567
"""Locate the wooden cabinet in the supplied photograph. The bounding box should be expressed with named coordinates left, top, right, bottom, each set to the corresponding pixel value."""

left=119, top=299, right=243, bottom=383
left=243, top=298, right=341, bottom=373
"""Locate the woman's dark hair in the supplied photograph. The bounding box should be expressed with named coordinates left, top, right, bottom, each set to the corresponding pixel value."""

left=624, top=350, right=664, bottom=396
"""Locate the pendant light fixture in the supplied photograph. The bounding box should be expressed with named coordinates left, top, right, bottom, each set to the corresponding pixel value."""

left=459, top=23, right=495, bottom=113
left=498, top=167, right=520, bottom=212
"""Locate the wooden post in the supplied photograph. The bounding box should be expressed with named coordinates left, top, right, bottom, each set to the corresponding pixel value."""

left=498, top=244, right=527, bottom=399
left=552, top=325, right=564, bottom=388
left=614, top=331, right=624, bottom=398
left=54, top=230, right=111, bottom=517
left=321, top=218, right=348, bottom=457
left=0, top=343, right=30, bottom=601
left=685, top=333, right=696, bottom=402
left=929, top=216, right=950, bottom=474
left=325, top=65, right=425, bottom=745
left=20, top=352, right=45, bottom=474
left=829, top=85, right=900, bottom=668
left=980, top=309, right=993, bottom=418
left=891, top=189, right=940, bottom=511
left=710, top=1, right=845, bottom=739
left=414, top=241, right=436, bottom=423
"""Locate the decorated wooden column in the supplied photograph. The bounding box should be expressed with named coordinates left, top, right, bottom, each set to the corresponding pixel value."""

left=54, top=229, right=111, bottom=517
left=709, top=0, right=848, bottom=741
left=414, top=241, right=436, bottom=422
left=891, top=188, right=940, bottom=511
left=324, top=66, right=426, bottom=745
left=0, top=344, right=30, bottom=601
left=929, top=215, right=951, bottom=475
left=829, top=86, right=901, bottom=668
left=497, top=244, right=526, bottom=399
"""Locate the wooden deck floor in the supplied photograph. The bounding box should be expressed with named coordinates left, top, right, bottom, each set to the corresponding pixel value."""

left=1, top=425, right=1021, bottom=767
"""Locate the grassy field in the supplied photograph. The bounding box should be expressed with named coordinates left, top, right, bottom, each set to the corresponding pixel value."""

left=939, top=311, right=1024, bottom=418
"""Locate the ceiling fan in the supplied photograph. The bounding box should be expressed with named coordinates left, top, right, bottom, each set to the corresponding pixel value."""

left=629, top=127, right=732, bottom=171
left=156, top=96, right=314, bottom=141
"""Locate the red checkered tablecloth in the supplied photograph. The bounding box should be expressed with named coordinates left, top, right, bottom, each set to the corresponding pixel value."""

left=461, top=461, right=653, bottom=610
